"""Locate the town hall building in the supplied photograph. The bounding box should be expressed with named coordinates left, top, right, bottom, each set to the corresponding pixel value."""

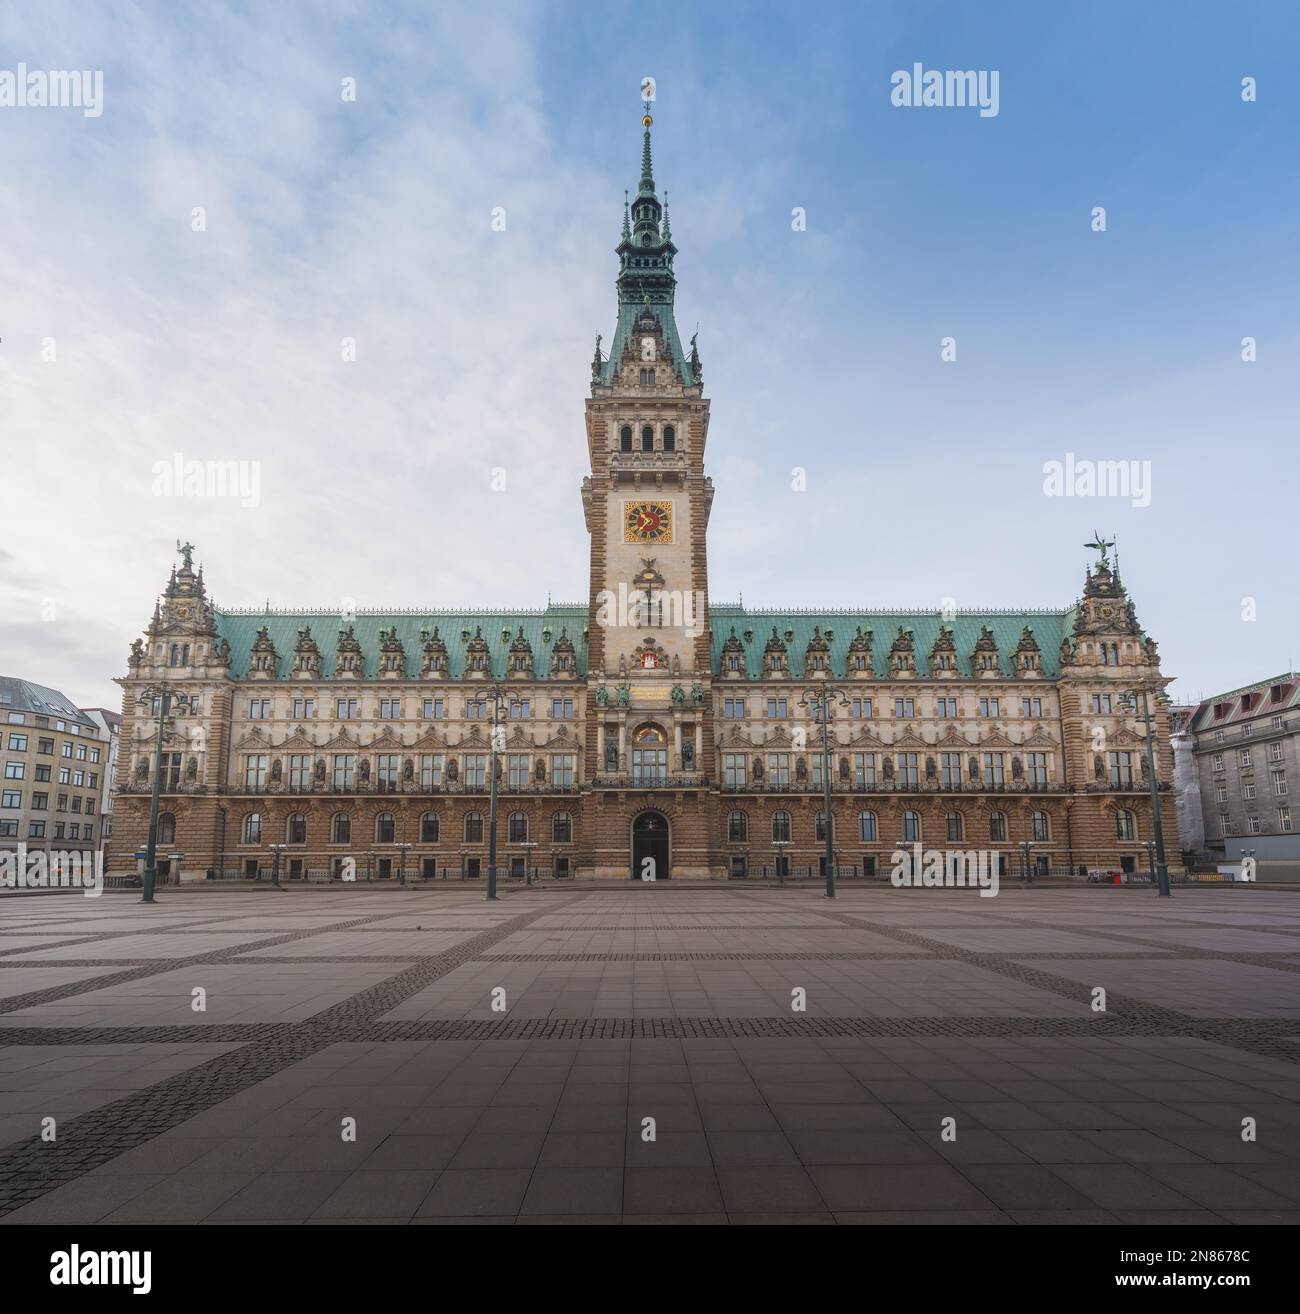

left=109, top=108, right=1181, bottom=883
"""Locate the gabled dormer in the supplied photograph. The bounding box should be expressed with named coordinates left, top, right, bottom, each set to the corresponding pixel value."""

left=847, top=626, right=873, bottom=678
left=763, top=627, right=789, bottom=679
left=507, top=626, right=534, bottom=679
left=378, top=625, right=406, bottom=679
left=889, top=626, right=915, bottom=678
left=719, top=627, right=746, bottom=679
left=249, top=625, right=279, bottom=680
left=292, top=625, right=322, bottom=678
left=970, top=625, right=1000, bottom=677
left=804, top=625, right=831, bottom=678
left=929, top=624, right=958, bottom=677
left=335, top=625, right=364, bottom=679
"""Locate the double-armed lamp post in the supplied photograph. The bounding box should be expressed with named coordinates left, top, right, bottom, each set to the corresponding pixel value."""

left=135, top=684, right=194, bottom=905
left=1118, top=684, right=1172, bottom=898
left=799, top=684, right=849, bottom=900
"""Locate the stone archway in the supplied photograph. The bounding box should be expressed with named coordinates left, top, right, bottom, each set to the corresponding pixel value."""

left=631, top=810, right=670, bottom=881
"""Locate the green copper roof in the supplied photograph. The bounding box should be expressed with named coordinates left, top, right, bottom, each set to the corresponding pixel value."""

left=213, top=607, right=588, bottom=680
left=709, top=607, right=1073, bottom=680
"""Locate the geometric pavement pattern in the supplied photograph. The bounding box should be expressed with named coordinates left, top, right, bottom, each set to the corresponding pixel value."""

left=1, top=884, right=1298, bottom=1224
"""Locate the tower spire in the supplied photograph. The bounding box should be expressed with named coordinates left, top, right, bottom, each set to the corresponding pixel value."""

left=639, top=105, right=655, bottom=195
left=622, top=190, right=630, bottom=240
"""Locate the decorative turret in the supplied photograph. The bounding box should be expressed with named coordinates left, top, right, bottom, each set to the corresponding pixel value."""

left=293, top=625, right=322, bottom=678
left=929, top=624, right=958, bottom=676
left=719, top=626, right=746, bottom=679
left=420, top=626, right=448, bottom=678
left=249, top=625, right=279, bottom=679
left=465, top=626, right=491, bottom=678
left=335, top=624, right=364, bottom=678
left=508, top=626, right=534, bottom=678
left=378, top=625, right=406, bottom=678
left=549, top=627, right=577, bottom=678
left=889, top=625, right=915, bottom=677
left=804, top=625, right=831, bottom=677
left=763, top=627, right=789, bottom=678
left=847, top=626, right=873, bottom=677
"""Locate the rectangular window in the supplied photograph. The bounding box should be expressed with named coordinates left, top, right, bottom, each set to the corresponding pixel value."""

left=767, top=698, right=788, bottom=719
left=722, top=753, right=746, bottom=788
left=76, top=744, right=87, bottom=761
left=1240, top=748, right=1252, bottom=768
left=851, top=697, right=872, bottom=719
left=936, top=698, right=957, bottom=719
left=507, top=754, right=530, bottom=789
left=58, top=766, right=70, bottom=785
left=1215, top=784, right=1228, bottom=802
left=551, top=698, right=574, bottom=720
left=291, top=698, right=316, bottom=720
left=38, top=738, right=54, bottom=754
left=3, top=761, right=24, bottom=779
left=72, top=770, right=84, bottom=787
left=466, top=701, right=485, bottom=720
left=897, top=753, right=919, bottom=787
left=853, top=752, right=876, bottom=789
left=978, top=697, right=999, bottom=718
left=85, top=798, right=95, bottom=816
left=336, top=699, right=359, bottom=720
left=1280, top=809, right=1293, bottom=833
left=509, top=700, right=530, bottom=719
left=376, top=754, right=400, bottom=789
left=1271, top=742, right=1284, bottom=762
left=982, top=752, right=1005, bottom=787
left=1273, top=771, right=1288, bottom=796
left=1242, top=782, right=1256, bottom=800
left=423, top=698, right=446, bottom=720
left=464, top=755, right=487, bottom=788
left=1219, top=813, right=1232, bottom=836
left=249, top=699, right=270, bottom=719
left=32, top=791, right=48, bottom=810
left=289, top=754, right=311, bottom=791
left=894, top=698, right=915, bottom=718
left=56, top=793, right=67, bottom=812
left=35, top=765, right=50, bottom=782
left=90, top=746, right=100, bottom=763
left=1, top=790, right=20, bottom=808
left=1091, top=693, right=1112, bottom=714
left=551, top=754, right=576, bottom=789
left=1248, top=815, right=1261, bottom=834
left=766, top=753, right=791, bottom=787
left=420, top=754, right=444, bottom=788
left=379, top=699, right=401, bottom=719
left=333, top=755, right=356, bottom=790
left=1027, top=752, right=1048, bottom=787
left=722, top=697, right=746, bottom=719
left=28, top=820, right=46, bottom=839
left=62, top=742, right=72, bottom=758
left=244, top=755, right=269, bottom=789
left=1108, top=751, right=1134, bottom=788
left=6, top=733, right=27, bottom=751
left=1212, top=754, right=1225, bottom=772
left=940, top=752, right=962, bottom=788
left=71, top=796, right=82, bottom=813
left=1022, top=697, right=1042, bottom=718
left=162, top=752, right=182, bottom=790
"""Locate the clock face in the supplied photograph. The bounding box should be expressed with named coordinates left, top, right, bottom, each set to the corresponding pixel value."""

left=623, top=500, right=673, bottom=543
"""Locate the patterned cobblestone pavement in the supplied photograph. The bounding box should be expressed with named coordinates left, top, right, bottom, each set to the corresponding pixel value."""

left=0, top=884, right=1298, bottom=1224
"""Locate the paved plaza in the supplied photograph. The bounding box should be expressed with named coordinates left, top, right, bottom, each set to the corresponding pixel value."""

left=1, top=882, right=1298, bottom=1224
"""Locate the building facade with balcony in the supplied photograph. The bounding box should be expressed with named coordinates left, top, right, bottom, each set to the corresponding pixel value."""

left=107, top=109, right=1182, bottom=882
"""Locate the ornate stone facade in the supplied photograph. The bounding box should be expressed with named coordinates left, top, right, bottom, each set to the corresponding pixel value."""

left=109, top=116, right=1182, bottom=883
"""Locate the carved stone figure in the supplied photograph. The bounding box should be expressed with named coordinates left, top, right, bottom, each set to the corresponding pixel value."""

left=839, top=755, right=850, bottom=780
left=753, top=757, right=764, bottom=781
left=1011, top=756, right=1023, bottom=779
left=403, top=757, right=415, bottom=783
left=358, top=758, right=371, bottom=783
left=595, top=686, right=609, bottom=707
left=1094, top=754, right=1105, bottom=781
left=135, top=757, right=149, bottom=782
left=670, top=684, right=686, bottom=705
left=535, top=757, right=546, bottom=783
left=605, top=741, right=618, bottom=771
left=615, top=683, right=631, bottom=707
left=270, top=758, right=283, bottom=783
left=682, top=742, right=695, bottom=771
left=691, top=684, right=704, bottom=706
left=186, top=755, right=198, bottom=782
left=129, top=638, right=145, bottom=665
left=446, top=758, right=458, bottom=783
left=314, top=757, right=326, bottom=783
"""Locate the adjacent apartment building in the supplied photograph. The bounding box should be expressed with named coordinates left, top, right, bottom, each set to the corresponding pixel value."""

left=1176, top=673, right=1299, bottom=879
left=0, top=677, right=110, bottom=860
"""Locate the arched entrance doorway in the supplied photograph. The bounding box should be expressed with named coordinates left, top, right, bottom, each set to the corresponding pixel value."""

left=631, top=811, right=670, bottom=881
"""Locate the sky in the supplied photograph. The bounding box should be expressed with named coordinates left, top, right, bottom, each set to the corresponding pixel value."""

left=1, top=0, right=1297, bottom=711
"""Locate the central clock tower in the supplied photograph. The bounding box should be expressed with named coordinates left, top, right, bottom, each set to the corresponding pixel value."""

left=580, top=101, right=716, bottom=876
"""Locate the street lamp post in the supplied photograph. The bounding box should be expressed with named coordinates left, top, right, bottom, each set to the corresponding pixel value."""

left=395, top=840, right=411, bottom=888
left=521, top=838, right=538, bottom=885
left=135, top=685, right=193, bottom=905
left=1142, top=839, right=1157, bottom=885
left=477, top=684, right=527, bottom=902
left=268, top=842, right=287, bottom=890
left=1119, top=685, right=1172, bottom=898
left=799, top=684, right=849, bottom=899
left=1019, top=839, right=1034, bottom=886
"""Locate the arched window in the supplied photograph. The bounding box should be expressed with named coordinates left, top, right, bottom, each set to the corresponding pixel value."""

left=464, top=812, right=483, bottom=843
left=772, top=810, right=791, bottom=844
left=903, top=810, right=921, bottom=843
left=157, top=812, right=176, bottom=846
left=332, top=813, right=351, bottom=844
left=620, top=425, right=633, bottom=452
left=287, top=813, right=307, bottom=844
left=989, top=810, right=1007, bottom=843
left=1115, top=809, right=1136, bottom=841
left=663, top=425, right=675, bottom=451
left=375, top=812, right=395, bottom=843
left=641, top=424, right=654, bottom=452
left=945, top=812, right=963, bottom=843
left=552, top=811, right=572, bottom=843
left=242, top=813, right=261, bottom=845
left=728, top=810, right=748, bottom=842
left=508, top=811, right=528, bottom=844
left=859, top=810, right=876, bottom=842
left=1032, top=810, right=1050, bottom=842
left=421, top=812, right=439, bottom=843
